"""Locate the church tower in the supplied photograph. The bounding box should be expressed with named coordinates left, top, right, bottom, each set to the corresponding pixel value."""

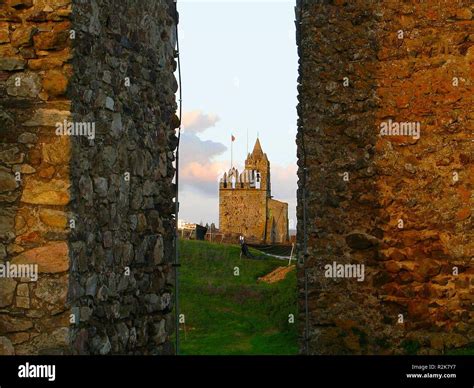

left=219, top=138, right=288, bottom=244
left=244, top=138, right=271, bottom=195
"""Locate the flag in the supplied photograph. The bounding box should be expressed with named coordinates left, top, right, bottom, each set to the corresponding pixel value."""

left=231, top=134, right=235, bottom=142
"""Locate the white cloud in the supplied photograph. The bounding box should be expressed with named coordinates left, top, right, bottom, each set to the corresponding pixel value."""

left=182, top=110, right=220, bottom=133
left=179, top=110, right=227, bottom=195
left=180, top=159, right=228, bottom=195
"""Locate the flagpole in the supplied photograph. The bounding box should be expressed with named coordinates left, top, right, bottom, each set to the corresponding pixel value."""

left=231, top=134, right=233, bottom=168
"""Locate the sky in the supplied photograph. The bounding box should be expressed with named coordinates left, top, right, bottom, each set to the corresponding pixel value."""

left=177, top=0, right=298, bottom=228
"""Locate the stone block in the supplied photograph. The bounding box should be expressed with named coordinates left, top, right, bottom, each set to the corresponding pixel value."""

left=42, top=70, right=68, bottom=96
left=39, top=209, right=67, bottom=229
left=0, top=168, right=18, bottom=193
left=0, top=337, right=14, bottom=355
left=21, top=179, right=70, bottom=205
left=11, top=243, right=69, bottom=273
left=0, top=278, right=17, bottom=308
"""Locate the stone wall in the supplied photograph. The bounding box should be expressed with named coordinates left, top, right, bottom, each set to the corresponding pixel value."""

left=0, top=0, right=72, bottom=355
left=0, top=0, right=178, bottom=355
left=219, top=187, right=267, bottom=242
left=296, top=0, right=473, bottom=355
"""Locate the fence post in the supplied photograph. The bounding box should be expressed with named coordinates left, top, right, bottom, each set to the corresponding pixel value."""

left=288, top=242, right=295, bottom=266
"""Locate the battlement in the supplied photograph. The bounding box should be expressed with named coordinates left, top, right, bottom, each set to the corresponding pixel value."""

left=219, top=167, right=264, bottom=190
left=219, top=137, right=271, bottom=194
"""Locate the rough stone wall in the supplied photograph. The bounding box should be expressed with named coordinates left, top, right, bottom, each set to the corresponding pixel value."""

left=219, top=188, right=267, bottom=242
left=0, top=0, right=72, bottom=355
left=219, top=189, right=289, bottom=244
left=296, top=0, right=473, bottom=355
left=68, top=0, right=178, bottom=355
left=0, top=0, right=178, bottom=355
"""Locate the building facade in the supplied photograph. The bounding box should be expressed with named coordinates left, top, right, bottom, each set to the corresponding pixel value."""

left=219, top=139, right=289, bottom=244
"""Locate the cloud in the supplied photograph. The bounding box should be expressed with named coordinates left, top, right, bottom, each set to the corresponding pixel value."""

left=179, top=110, right=227, bottom=194
left=180, top=159, right=228, bottom=195
left=180, top=132, right=226, bottom=166
left=182, top=110, right=220, bottom=133
left=180, top=134, right=227, bottom=194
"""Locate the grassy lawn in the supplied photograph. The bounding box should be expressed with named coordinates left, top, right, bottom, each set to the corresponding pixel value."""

left=177, top=239, right=298, bottom=355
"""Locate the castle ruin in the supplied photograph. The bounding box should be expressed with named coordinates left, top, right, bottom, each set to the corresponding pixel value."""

left=296, top=0, right=473, bottom=355
left=0, top=0, right=178, bottom=355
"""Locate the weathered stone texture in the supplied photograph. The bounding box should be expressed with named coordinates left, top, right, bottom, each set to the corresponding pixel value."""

left=220, top=188, right=267, bottom=241
left=1, top=0, right=178, bottom=355
left=296, top=0, right=473, bottom=355
left=0, top=0, right=73, bottom=355
left=67, top=0, right=178, bottom=355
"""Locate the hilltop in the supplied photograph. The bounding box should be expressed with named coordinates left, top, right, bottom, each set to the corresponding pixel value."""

left=177, top=239, right=298, bottom=355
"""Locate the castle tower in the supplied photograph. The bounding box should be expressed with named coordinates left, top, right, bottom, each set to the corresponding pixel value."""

left=219, top=139, right=288, bottom=244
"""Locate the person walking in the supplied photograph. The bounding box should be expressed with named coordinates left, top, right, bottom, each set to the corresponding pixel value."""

left=240, top=236, right=253, bottom=259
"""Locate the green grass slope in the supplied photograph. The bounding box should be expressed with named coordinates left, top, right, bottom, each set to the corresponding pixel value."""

left=177, top=239, right=298, bottom=355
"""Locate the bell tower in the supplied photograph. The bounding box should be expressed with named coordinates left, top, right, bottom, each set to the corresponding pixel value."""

left=244, top=138, right=271, bottom=195
left=218, top=137, right=287, bottom=244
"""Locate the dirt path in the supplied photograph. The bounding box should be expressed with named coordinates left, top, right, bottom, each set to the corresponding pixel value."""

left=258, top=265, right=295, bottom=284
